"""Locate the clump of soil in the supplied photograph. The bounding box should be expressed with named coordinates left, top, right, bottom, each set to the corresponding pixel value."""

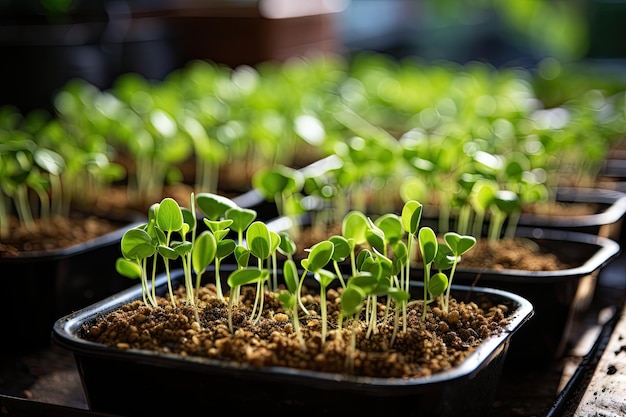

left=82, top=281, right=512, bottom=379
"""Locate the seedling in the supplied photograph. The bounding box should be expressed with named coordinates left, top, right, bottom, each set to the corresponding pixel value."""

left=252, top=164, right=305, bottom=237
left=298, top=239, right=335, bottom=316
left=246, top=220, right=273, bottom=323
left=115, top=192, right=478, bottom=374
left=276, top=257, right=306, bottom=349
left=441, top=232, right=477, bottom=313
left=418, top=226, right=437, bottom=320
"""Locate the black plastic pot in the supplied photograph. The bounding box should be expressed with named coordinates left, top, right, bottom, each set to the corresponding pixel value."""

left=266, top=211, right=621, bottom=363
left=231, top=188, right=279, bottom=221
left=52, top=267, right=533, bottom=417
left=0, top=214, right=145, bottom=353
left=421, top=187, right=626, bottom=242
left=432, top=227, right=621, bottom=362
left=515, top=187, right=626, bottom=241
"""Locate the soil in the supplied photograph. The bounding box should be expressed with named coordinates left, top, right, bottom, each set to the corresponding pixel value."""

left=0, top=215, right=122, bottom=258
left=81, top=278, right=512, bottom=379
left=0, top=183, right=199, bottom=258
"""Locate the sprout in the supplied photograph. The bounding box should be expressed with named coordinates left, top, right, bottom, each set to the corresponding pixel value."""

left=115, top=192, right=478, bottom=372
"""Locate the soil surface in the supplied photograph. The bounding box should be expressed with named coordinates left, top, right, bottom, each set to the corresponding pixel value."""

left=0, top=215, right=123, bottom=258
left=0, top=184, right=198, bottom=258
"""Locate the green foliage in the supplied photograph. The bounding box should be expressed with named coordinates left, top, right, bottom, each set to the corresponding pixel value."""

left=115, top=192, right=478, bottom=372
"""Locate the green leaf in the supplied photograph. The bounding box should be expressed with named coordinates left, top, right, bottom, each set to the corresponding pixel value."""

left=340, top=285, right=366, bottom=317
left=329, top=235, right=350, bottom=262
left=374, top=213, right=404, bottom=243
left=227, top=268, right=266, bottom=287
left=192, top=231, right=217, bottom=274
left=171, top=241, right=192, bottom=257
left=355, top=249, right=372, bottom=272
left=304, top=240, right=334, bottom=272
left=418, top=227, right=438, bottom=265
left=33, top=148, right=65, bottom=175
left=365, top=224, right=385, bottom=254
left=315, top=269, right=336, bottom=288
left=115, top=258, right=142, bottom=279
left=387, top=287, right=410, bottom=303
left=120, top=227, right=155, bottom=260
left=282, top=259, right=299, bottom=294
left=181, top=207, right=196, bottom=234
left=216, top=239, right=236, bottom=259
left=444, top=232, right=477, bottom=256
left=278, top=232, right=297, bottom=257
left=234, top=245, right=250, bottom=268
left=196, top=192, right=238, bottom=220
left=157, top=244, right=179, bottom=260
left=246, top=221, right=272, bottom=260
left=341, top=210, right=368, bottom=245
left=391, top=241, right=408, bottom=274
left=429, top=272, right=448, bottom=297
left=434, top=243, right=455, bottom=270
left=225, top=207, right=257, bottom=234
left=470, top=180, right=497, bottom=214
left=252, top=165, right=304, bottom=199
left=269, top=231, right=281, bottom=253
left=277, top=290, right=295, bottom=309
left=493, top=189, right=520, bottom=215
left=348, top=272, right=378, bottom=295
left=203, top=218, right=233, bottom=235
left=401, top=200, right=423, bottom=235
left=156, top=198, right=183, bottom=233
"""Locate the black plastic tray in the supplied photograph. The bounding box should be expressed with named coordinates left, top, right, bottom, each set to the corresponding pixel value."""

left=52, top=268, right=533, bottom=417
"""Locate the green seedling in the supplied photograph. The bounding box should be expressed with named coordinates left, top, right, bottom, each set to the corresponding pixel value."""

left=469, top=179, right=497, bottom=239
left=266, top=230, right=282, bottom=292
left=197, top=192, right=241, bottom=301
left=441, top=232, right=477, bottom=312
left=192, top=230, right=217, bottom=299
left=252, top=163, right=305, bottom=221
left=315, top=268, right=338, bottom=344
left=275, top=231, right=297, bottom=290
left=401, top=199, right=423, bottom=293
left=116, top=226, right=158, bottom=307
left=277, top=258, right=306, bottom=349
left=418, top=226, right=438, bottom=320
left=298, top=239, right=334, bottom=316
left=155, top=197, right=186, bottom=307
left=341, top=210, right=369, bottom=276
left=488, top=190, right=520, bottom=243
left=387, top=286, right=410, bottom=347
left=337, top=275, right=367, bottom=373
left=116, top=191, right=478, bottom=370
left=246, top=220, right=273, bottom=323
left=328, top=235, right=351, bottom=288
left=226, top=268, right=267, bottom=333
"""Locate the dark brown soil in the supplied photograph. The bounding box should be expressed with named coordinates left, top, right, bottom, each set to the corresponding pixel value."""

left=0, top=215, right=121, bottom=258
left=82, top=280, right=511, bottom=379
left=0, top=183, right=199, bottom=258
